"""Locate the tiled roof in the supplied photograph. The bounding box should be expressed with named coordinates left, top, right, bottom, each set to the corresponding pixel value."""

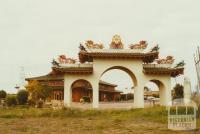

left=52, top=66, right=93, bottom=74
left=99, top=80, right=117, bottom=87
left=79, top=50, right=158, bottom=63
left=25, top=74, right=118, bottom=87
left=25, top=74, right=63, bottom=81
left=143, top=67, right=184, bottom=77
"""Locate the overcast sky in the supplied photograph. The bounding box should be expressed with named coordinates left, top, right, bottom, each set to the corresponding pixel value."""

left=0, top=0, right=200, bottom=93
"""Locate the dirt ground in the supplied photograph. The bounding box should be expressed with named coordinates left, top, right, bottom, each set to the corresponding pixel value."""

left=0, top=117, right=199, bottom=134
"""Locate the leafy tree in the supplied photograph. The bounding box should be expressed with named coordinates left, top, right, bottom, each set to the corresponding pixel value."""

left=17, top=90, right=29, bottom=105
left=26, top=80, right=38, bottom=93
left=26, top=80, right=50, bottom=102
left=144, top=86, right=150, bottom=92
left=0, top=90, right=7, bottom=99
left=173, top=84, right=184, bottom=99
left=6, top=95, right=17, bottom=106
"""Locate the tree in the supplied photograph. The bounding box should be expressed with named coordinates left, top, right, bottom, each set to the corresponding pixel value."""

left=26, top=80, right=50, bottom=102
left=0, top=90, right=7, bottom=99
left=17, top=90, right=29, bottom=105
left=173, top=84, right=184, bottom=99
left=6, top=95, right=17, bottom=106
left=144, top=86, right=150, bottom=92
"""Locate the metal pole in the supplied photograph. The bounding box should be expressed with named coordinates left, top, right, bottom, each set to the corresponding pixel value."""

left=194, top=47, right=200, bottom=92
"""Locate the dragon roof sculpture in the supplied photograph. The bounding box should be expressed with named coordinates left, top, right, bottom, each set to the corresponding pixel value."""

left=85, top=40, right=104, bottom=49
left=156, top=56, right=174, bottom=64
left=129, top=40, right=148, bottom=49
left=58, top=55, right=76, bottom=64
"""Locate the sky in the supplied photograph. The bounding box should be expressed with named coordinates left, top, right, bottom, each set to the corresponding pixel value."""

left=0, top=0, right=200, bottom=93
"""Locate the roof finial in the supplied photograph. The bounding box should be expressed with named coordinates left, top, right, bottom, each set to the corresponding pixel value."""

left=110, top=34, right=124, bottom=49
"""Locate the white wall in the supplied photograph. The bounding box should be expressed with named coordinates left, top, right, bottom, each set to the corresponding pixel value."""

left=64, top=58, right=172, bottom=108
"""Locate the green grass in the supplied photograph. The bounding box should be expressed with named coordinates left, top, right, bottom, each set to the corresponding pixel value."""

left=0, top=106, right=168, bottom=122
left=0, top=106, right=199, bottom=122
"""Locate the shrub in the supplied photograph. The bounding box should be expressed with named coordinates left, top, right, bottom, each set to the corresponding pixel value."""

left=17, top=90, right=29, bottom=105
left=120, top=94, right=125, bottom=101
left=82, top=96, right=91, bottom=103
left=173, top=84, right=184, bottom=99
left=36, top=99, right=44, bottom=108
left=127, top=93, right=134, bottom=100
left=6, top=95, right=17, bottom=106
left=0, top=90, right=7, bottom=99
left=28, top=99, right=36, bottom=106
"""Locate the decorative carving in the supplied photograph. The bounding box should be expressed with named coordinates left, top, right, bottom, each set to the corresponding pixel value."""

left=65, top=58, right=76, bottom=64
left=58, top=55, right=67, bottom=63
left=150, top=44, right=159, bottom=52
left=175, top=60, right=185, bottom=68
left=85, top=40, right=104, bottom=49
left=129, top=40, right=148, bottom=49
left=156, top=56, right=174, bottom=64
left=58, top=55, right=76, bottom=64
left=79, top=44, right=87, bottom=51
left=110, top=35, right=124, bottom=49
left=51, top=59, right=60, bottom=67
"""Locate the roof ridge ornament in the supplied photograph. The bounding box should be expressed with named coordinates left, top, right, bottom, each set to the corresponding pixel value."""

left=110, top=34, right=124, bottom=49
left=156, top=56, right=175, bottom=64
left=174, top=60, right=185, bottom=68
left=51, top=59, right=60, bottom=67
left=85, top=40, right=104, bottom=49
left=58, top=55, right=77, bottom=64
left=129, top=40, right=148, bottom=49
left=79, top=44, right=87, bottom=52
left=150, top=44, right=160, bottom=52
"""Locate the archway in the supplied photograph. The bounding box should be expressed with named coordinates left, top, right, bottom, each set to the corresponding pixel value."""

left=71, top=79, right=93, bottom=103
left=144, top=80, right=166, bottom=107
left=100, top=66, right=137, bottom=87
left=99, top=66, right=137, bottom=108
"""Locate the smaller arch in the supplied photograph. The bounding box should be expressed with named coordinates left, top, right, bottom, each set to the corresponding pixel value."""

left=145, top=79, right=167, bottom=106
left=100, top=66, right=138, bottom=87
left=71, top=79, right=92, bottom=89
left=71, top=79, right=93, bottom=102
left=149, top=80, right=165, bottom=90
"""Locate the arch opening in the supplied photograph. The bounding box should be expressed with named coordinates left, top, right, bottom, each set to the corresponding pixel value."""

left=144, top=79, right=166, bottom=107
left=71, top=79, right=93, bottom=103
left=99, top=66, right=137, bottom=108
left=100, top=66, right=137, bottom=87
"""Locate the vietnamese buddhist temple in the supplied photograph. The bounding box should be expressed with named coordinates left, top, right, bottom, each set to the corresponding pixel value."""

left=26, top=35, right=184, bottom=108
left=26, top=75, right=121, bottom=102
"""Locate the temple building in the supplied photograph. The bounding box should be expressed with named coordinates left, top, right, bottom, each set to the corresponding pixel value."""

left=26, top=35, right=184, bottom=108
left=26, top=72, right=122, bottom=102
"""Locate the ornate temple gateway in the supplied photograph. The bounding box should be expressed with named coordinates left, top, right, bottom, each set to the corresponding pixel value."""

left=27, top=35, right=184, bottom=108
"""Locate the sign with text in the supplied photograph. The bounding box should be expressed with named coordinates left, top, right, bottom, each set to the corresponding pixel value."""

left=167, top=99, right=197, bottom=131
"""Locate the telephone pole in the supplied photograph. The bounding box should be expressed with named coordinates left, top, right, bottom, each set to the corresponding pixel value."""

left=194, top=46, right=200, bottom=93
left=15, top=66, right=26, bottom=91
